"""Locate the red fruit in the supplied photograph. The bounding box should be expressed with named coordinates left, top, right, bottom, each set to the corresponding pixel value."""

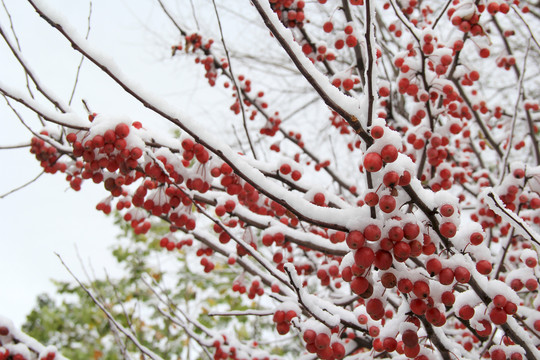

left=381, top=145, right=398, bottom=163
left=273, top=310, right=285, bottom=323
left=364, top=224, right=381, bottom=241
left=343, top=78, right=354, bottom=91
left=490, top=307, right=507, bottom=325
left=66, top=132, right=77, bottom=143
left=315, top=333, right=331, bottom=350
left=388, top=226, right=404, bottom=242
left=454, top=266, right=470, bottom=283
left=398, top=278, right=413, bottom=293
left=366, top=298, right=384, bottom=318
left=313, top=192, right=326, bottom=206
left=332, top=342, right=345, bottom=359
left=403, top=223, right=420, bottom=240
left=379, top=195, right=396, bottom=213
left=438, top=268, right=454, bottom=285
left=383, top=171, right=400, bottom=187
left=479, top=48, right=490, bottom=58
left=426, top=258, right=442, bottom=276
left=439, top=222, right=457, bottom=238
left=364, top=153, right=383, bottom=172
left=402, top=329, right=418, bottom=347
left=526, top=278, right=538, bottom=291
left=441, top=291, right=455, bottom=306
left=440, top=204, right=454, bottom=217
left=410, top=298, right=427, bottom=315
left=351, top=276, right=370, bottom=295
left=491, top=349, right=506, bottom=360
left=381, top=272, right=397, bottom=288
left=393, top=241, right=411, bottom=262
left=346, top=230, right=365, bottom=249
left=379, top=87, right=390, bottom=97
left=413, top=280, right=430, bottom=298
left=115, top=123, right=130, bottom=138
left=403, top=343, right=420, bottom=358
left=458, top=305, right=474, bottom=320
left=383, top=337, right=397, bottom=352
left=291, top=170, right=302, bottom=181
left=470, top=232, right=484, bottom=245
left=493, top=294, right=507, bottom=308
left=476, top=260, right=492, bottom=274
left=365, top=192, right=379, bottom=207
left=303, top=329, right=317, bottom=344
left=426, top=307, right=441, bottom=324
left=374, top=250, right=393, bottom=270
left=525, top=257, right=537, bottom=268
left=276, top=321, right=290, bottom=335
left=354, top=247, right=375, bottom=269
left=477, top=319, right=493, bottom=337
left=346, top=35, right=357, bottom=47
left=371, top=125, right=384, bottom=138
left=510, top=279, right=523, bottom=291
left=279, top=163, right=291, bottom=174
left=0, top=326, right=9, bottom=336
left=323, top=21, right=333, bottom=33
left=504, top=302, right=517, bottom=315
left=182, top=138, right=194, bottom=151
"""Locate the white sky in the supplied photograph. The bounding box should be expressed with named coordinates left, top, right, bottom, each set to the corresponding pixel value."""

left=0, top=0, right=224, bottom=327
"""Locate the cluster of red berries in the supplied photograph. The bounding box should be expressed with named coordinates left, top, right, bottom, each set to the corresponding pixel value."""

left=302, top=328, right=345, bottom=360
left=269, top=0, right=305, bottom=28
left=272, top=309, right=297, bottom=335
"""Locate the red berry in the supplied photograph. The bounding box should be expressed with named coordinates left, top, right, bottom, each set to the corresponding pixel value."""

left=315, top=333, right=331, bottom=349
left=115, top=123, right=130, bottom=138
left=351, top=276, right=370, bottom=295
left=323, top=21, right=333, bottom=33
left=398, top=278, right=413, bottom=293
left=490, top=307, right=507, bottom=325
left=381, top=145, right=398, bottom=163
left=454, top=266, right=470, bottom=283
left=413, top=280, right=430, bottom=298
left=476, top=260, right=492, bottom=275
left=439, top=222, right=457, bottom=238
left=364, top=224, right=381, bottom=241
left=346, top=230, right=365, bottom=249
left=363, top=153, right=383, bottom=172
left=458, top=305, right=474, bottom=320
left=379, top=195, right=396, bottom=213
left=383, top=171, right=400, bottom=187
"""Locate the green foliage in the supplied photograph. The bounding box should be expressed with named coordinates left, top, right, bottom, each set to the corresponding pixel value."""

left=22, top=213, right=278, bottom=359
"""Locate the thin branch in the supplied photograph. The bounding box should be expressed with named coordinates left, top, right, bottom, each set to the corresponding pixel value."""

left=56, top=254, right=165, bottom=360
left=0, top=23, right=68, bottom=113
left=208, top=309, right=274, bottom=317
left=68, top=0, right=93, bottom=106
left=432, top=0, right=453, bottom=29
left=210, top=0, right=257, bottom=159
left=0, top=171, right=44, bottom=199
left=512, top=5, right=540, bottom=50
left=499, top=40, right=530, bottom=184
left=0, top=143, right=31, bottom=149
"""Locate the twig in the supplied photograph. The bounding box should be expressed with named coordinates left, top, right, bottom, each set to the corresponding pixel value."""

left=0, top=143, right=30, bottom=149
left=55, top=253, right=165, bottom=360
left=432, top=0, right=453, bottom=29
left=512, top=5, right=540, bottom=51
left=0, top=171, right=44, bottom=199
left=211, top=0, right=257, bottom=160
left=208, top=309, right=274, bottom=317
left=498, top=39, right=530, bottom=184
left=483, top=191, right=540, bottom=246
left=68, top=1, right=93, bottom=106
left=0, top=23, right=67, bottom=113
